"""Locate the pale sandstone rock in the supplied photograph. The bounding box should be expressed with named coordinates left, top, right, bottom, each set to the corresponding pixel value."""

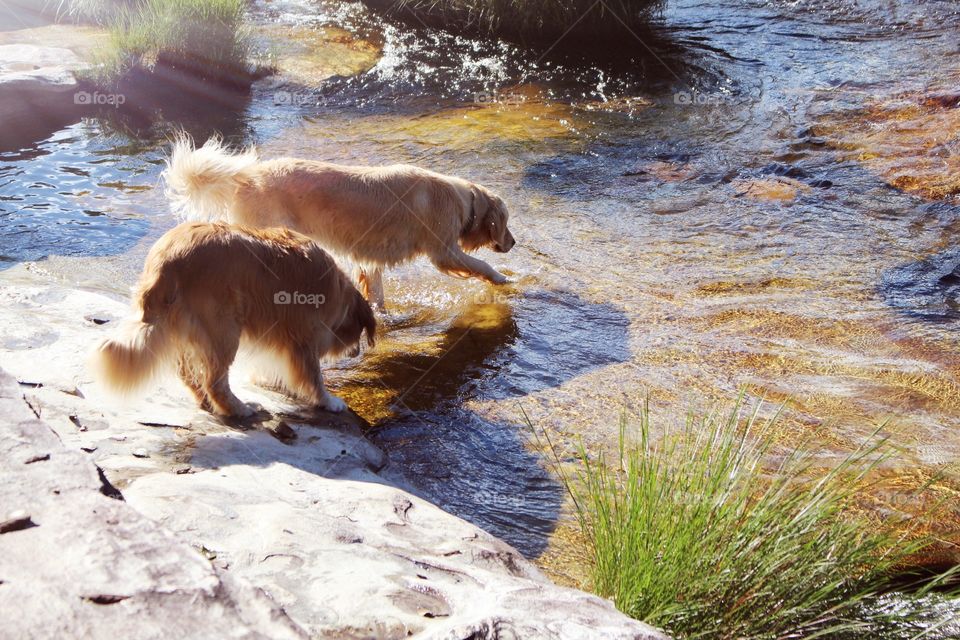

left=0, top=370, right=308, bottom=640
left=0, top=272, right=667, bottom=639
left=0, top=44, right=83, bottom=126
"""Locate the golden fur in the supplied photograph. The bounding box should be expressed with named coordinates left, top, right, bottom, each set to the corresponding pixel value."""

left=91, top=222, right=376, bottom=417
left=163, top=135, right=516, bottom=307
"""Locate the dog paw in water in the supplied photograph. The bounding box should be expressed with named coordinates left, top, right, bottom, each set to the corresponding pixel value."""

left=322, top=394, right=348, bottom=413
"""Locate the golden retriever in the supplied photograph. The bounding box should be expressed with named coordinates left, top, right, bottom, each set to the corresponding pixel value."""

left=91, top=222, right=376, bottom=417
left=162, top=135, right=516, bottom=308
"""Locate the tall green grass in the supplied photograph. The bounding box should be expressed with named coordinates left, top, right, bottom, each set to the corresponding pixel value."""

left=536, top=401, right=960, bottom=639
left=57, top=0, right=139, bottom=24
left=76, top=0, right=253, bottom=85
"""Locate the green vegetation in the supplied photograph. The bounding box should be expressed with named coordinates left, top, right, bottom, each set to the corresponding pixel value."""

left=69, top=0, right=254, bottom=86
left=55, top=0, right=139, bottom=24
left=361, top=0, right=664, bottom=43
left=536, top=401, right=960, bottom=639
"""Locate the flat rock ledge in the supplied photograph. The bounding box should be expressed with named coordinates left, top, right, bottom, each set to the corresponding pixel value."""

left=0, top=277, right=667, bottom=640
left=0, top=375, right=306, bottom=639
left=0, top=44, right=86, bottom=141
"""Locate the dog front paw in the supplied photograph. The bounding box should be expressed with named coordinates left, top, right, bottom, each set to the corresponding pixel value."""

left=235, top=402, right=256, bottom=418
left=321, top=394, right=347, bottom=413
left=214, top=401, right=254, bottom=419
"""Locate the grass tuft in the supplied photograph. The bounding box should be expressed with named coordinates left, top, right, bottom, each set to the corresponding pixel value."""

left=533, top=399, right=960, bottom=639
left=71, top=0, right=254, bottom=86
left=56, top=0, right=140, bottom=24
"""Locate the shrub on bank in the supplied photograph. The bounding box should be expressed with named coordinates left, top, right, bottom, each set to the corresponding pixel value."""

left=71, top=0, right=254, bottom=87
left=539, top=401, right=960, bottom=639
left=361, top=0, right=664, bottom=43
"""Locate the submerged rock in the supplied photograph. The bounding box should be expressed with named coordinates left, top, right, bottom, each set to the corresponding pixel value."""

left=0, top=275, right=666, bottom=640
left=256, top=24, right=381, bottom=87
left=732, top=176, right=810, bottom=201
left=814, top=85, right=960, bottom=199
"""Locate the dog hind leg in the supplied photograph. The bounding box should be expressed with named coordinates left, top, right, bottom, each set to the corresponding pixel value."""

left=177, top=352, right=212, bottom=413
left=195, top=322, right=251, bottom=418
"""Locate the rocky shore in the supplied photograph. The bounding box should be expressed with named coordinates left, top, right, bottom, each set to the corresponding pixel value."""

left=0, top=272, right=666, bottom=639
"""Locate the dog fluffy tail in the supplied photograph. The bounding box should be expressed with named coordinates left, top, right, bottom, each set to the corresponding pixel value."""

left=163, top=133, right=258, bottom=222
left=90, top=320, right=171, bottom=395
left=91, top=270, right=179, bottom=395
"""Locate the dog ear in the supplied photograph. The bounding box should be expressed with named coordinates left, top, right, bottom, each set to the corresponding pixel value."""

left=469, top=185, right=491, bottom=233
left=480, top=194, right=511, bottom=247
left=355, top=289, right=376, bottom=347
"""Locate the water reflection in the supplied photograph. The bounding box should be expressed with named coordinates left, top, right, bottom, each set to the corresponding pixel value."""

left=0, top=123, right=158, bottom=264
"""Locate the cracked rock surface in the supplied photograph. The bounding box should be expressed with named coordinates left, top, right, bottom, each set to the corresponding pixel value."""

left=0, top=370, right=308, bottom=640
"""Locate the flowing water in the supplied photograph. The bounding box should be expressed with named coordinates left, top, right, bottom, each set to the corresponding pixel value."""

left=1, top=0, right=959, bottom=568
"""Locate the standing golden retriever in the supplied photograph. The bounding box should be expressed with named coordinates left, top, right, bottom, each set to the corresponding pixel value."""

left=162, top=135, right=516, bottom=308
left=91, top=222, right=376, bottom=417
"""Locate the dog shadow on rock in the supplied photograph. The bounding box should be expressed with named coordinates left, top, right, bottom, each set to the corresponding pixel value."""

left=189, top=287, right=631, bottom=558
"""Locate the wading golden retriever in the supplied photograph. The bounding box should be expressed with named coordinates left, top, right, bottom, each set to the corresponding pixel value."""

left=162, top=135, right=516, bottom=308
left=91, top=222, right=376, bottom=417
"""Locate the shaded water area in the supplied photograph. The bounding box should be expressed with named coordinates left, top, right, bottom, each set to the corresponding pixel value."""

left=2, top=0, right=959, bottom=569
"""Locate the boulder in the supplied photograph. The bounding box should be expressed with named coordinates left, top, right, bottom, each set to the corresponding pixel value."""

left=0, top=273, right=668, bottom=640
left=0, top=44, right=85, bottom=147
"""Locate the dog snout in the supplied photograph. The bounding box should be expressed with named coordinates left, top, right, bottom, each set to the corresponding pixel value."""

left=496, top=232, right=516, bottom=253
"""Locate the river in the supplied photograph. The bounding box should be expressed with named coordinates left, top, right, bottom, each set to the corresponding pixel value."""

left=0, top=0, right=957, bottom=575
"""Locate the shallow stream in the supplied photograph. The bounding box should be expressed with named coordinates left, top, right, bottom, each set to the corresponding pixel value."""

left=1, top=0, right=958, bottom=567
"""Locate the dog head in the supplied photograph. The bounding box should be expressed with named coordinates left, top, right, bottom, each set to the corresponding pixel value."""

left=461, top=184, right=515, bottom=254
left=333, top=288, right=377, bottom=358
